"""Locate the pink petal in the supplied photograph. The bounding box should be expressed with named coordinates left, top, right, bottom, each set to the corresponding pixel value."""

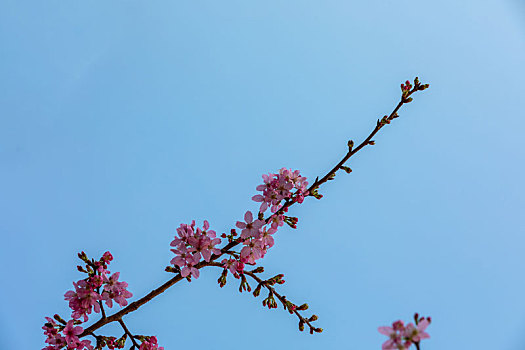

left=244, top=211, right=253, bottom=223
left=252, top=195, right=264, bottom=202
left=418, top=331, right=430, bottom=339
left=236, top=221, right=246, bottom=229
left=378, top=326, right=394, bottom=335
left=181, top=267, right=190, bottom=277
left=417, top=319, right=429, bottom=331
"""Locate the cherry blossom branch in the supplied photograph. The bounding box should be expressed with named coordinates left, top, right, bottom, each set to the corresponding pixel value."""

left=80, top=78, right=428, bottom=338
left=44, top=78, right=431, bottom=350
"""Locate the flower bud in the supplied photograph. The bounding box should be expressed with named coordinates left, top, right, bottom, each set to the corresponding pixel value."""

left=253, top=283, right=262, bottom=297
left=251, top=266, right=264, bottom=274
left=297, top=303, right=309, bottom=311
left=53, top=314, right=66, bottom=325
left=341, top=166, right=352, bottom=174
left=102, top=251, right=113, bottom=262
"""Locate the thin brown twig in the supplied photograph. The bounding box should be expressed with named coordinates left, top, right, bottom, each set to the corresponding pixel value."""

left=79, top=81, right=426, bottom=338
left=81, top=272, right=184, bottom=336
left=118, top=319, right=139, bottom=349
left=98, top=299, right=106, bottom=319
left=86, top=331, right=103, bottom=349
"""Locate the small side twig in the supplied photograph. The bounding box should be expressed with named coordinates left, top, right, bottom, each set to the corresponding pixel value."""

left=98, top=297, right=106, bottom=320
left=118, top=319, right=139, bottom=349
left=208, top=261, right=321, bottom=334
left=243, top=269, right=322, bottom=334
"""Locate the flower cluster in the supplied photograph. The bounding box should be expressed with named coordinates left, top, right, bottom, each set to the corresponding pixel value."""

left=43, top=317, right=93, bottom=350
left=252, top=168, right=309, bottom=213
left=378, top=314, right=431, bottom=350
left=235, top=211, right=276, bottom=264
left=101, top=272, right=133, bottom=308
left=43, top=252, right=134, bottom=350
left=221, top=257, right=245, bottom=278
left=400, top=80, right=413, bottom=93
left=217, top=169, right=309, bottom=278
left=64, top=279, right=101, bottom=322
left=64, top=252, right=132, bottom=322
left=170, top=220, right=222, bottom=279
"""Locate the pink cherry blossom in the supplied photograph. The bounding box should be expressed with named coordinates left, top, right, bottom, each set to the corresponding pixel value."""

left=258, top=227, right=276, bottom=248
left=187, top=234, right=221, bottom=262
left=378, top=320, right=409, bottom=350
left=43, top=316, right=94, bottom=350
left=42, top=317, right=58, bottom=338
left=404, top=319, right=431, bottom=343
left=139, top=336, right=164, bottom=350
left=240, top=238, right=265, bottom=264
left=201, top=237, right=221, bottom=262
left=252, top=168, right=309, bottom=213
left=90, top=275, right=103, bottom=288
left=236, top=211, right=264, bottom=239
left=222, top=258, right=244, bottom=277
left=102, top=251, right=113, bottom=263
left=101, top=272, right=133, bottom=308
left=75, top=339, right=94, bottom=350
left=42, top=318, right=67, bottom=350
left=269, top=214, right=285, bottom=229
left=170, top=221, right=196, bottom=248
left=378, top=316, right=431, bottom=350
left=64, top=280, right=101, bottom=322
left=180, top=253, right=200, bottom=279
left=170, top=220, right=222, bottom=280
left=43, top=333, right=67, bottom=350
left=170, top=245, right=195, bottom=267
left=62, top=320, right=83, bottom=346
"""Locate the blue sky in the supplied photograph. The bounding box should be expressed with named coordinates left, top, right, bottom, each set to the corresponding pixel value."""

left=1, top=1, right=524, bottom=349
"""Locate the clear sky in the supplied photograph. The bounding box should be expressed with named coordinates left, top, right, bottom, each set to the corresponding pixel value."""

left=1, top=1, right=525, bottom=349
